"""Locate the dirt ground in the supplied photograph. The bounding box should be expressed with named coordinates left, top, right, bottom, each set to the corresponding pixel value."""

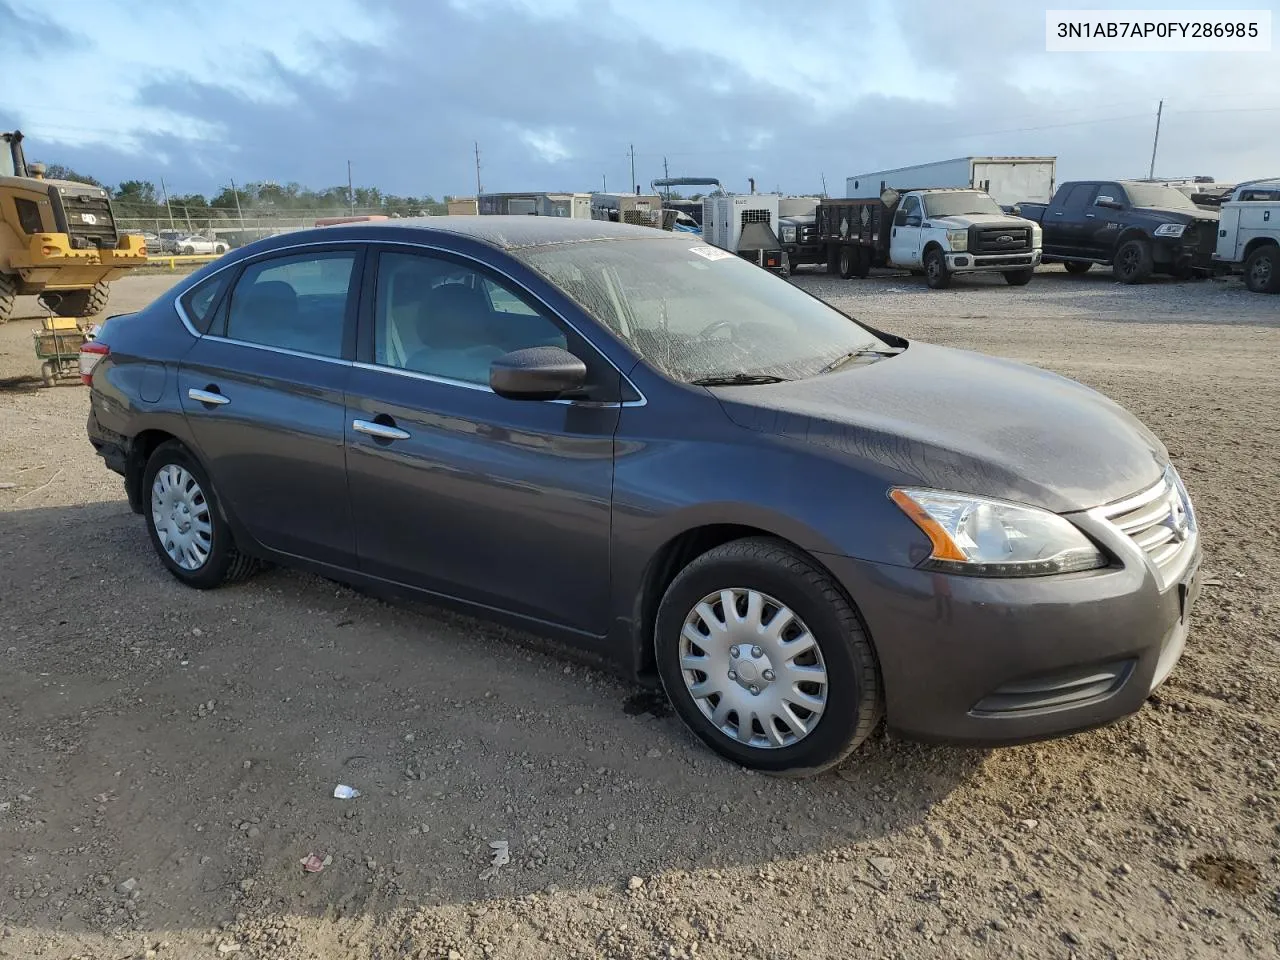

left=1, top=267, right=1278, bottom=960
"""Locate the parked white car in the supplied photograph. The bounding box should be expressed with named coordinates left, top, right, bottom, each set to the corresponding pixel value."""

left=174, top=235, right=229, bottom=256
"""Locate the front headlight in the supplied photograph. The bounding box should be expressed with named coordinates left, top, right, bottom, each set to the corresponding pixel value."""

left=781, top=226, right=797, bottom=242
left=1153, top=223, right=1186, bottom=238
left=946, top=229, right=968, bottom=251
left=1030, top=223, right=1042, bottom=244
left=890, top=488, right=1107, bottom=577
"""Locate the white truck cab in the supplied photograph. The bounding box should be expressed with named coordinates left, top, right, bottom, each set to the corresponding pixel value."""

left=1214, top=178, right=1280, bottom=294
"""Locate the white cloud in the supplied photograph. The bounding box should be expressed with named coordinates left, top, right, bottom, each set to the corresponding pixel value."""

left=517, top=127, right=572, bottom=163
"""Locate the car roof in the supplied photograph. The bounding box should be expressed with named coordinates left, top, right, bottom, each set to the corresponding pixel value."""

left=284, top=215, right=684, bottom=251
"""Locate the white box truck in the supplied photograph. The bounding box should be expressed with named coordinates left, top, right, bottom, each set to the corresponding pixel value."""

left=701, top=194, right=785, bottom=272
left=846, top=157, right=1057, bottom=206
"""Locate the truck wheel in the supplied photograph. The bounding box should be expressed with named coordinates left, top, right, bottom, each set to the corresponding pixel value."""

left=924, top=248, right=951, bottom=289
left=39, top=281, right=110, bottom=318
left=1112, top=239, right=1153, bottom=284
left=838, top=247, right=857, bottom=279
left=1244, top=245, right=1279, bottom=294
left=0, top=272, right=16, bottom=324
left=1064, top=261, right=1092, bottom=274
left=1003, top=269, right=1034, bottom=286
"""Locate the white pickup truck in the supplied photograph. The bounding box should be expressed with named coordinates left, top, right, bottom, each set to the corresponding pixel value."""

left=1213, top=178, right=1280, bottom=294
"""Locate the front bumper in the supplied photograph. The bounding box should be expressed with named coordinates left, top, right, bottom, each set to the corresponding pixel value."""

left=946, top=249, right=1042, bottom=273
left=11, top=234, right=148, bottom=290
left=820, top=526, right=1200, bottom=744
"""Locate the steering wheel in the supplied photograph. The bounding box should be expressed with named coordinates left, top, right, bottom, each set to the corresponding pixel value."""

left=698, top=319, right=734, bottom=340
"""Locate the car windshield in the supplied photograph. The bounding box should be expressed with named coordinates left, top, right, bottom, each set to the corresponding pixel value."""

left=921, top=192, right=1004, bottom=218
left=1121, top=183, right=1200, bottom=211
left=515, top=237, right=893, bottom=383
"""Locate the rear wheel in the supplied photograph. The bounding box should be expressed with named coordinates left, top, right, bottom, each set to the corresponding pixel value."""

left=838, top=247, right=856, bottom=279
left=655, top=538, right=882, bottom=776
left=1064, top=261, right=1092, bottom=275
left=183, top=245, right=195, bottom=255
left=214, top=244, right=227, bottom=255
left=1112, top=238, right=1153, bottom=284
left=38, top=281, right=110, bottom=318
left=1244, top=245, right=1279, bottom=293
left=0, top=272, right=16, bottom=323
left=924, top=248, right=951, bottom=289
left=142, top=441, right=259, bottom=589
left=1003, top=269, right=1034, bottom=286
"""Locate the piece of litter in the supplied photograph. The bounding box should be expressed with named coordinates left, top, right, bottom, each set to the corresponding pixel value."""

left=333, top=784, right=360, bottom=800
left=479, top=840, right=510, bottom=880
left=300, top=854, right=326, bottom=873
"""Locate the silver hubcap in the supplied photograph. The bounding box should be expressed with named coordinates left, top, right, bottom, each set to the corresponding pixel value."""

left=151, top=464, right=212, bottom=571
left=679, top=588, right=828, bottom=749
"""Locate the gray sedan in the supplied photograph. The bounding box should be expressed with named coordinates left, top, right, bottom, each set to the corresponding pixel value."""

left=82, top=217, right=1201, bottom=775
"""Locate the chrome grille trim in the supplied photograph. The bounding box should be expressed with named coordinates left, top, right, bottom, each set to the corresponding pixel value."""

left=1090, top=467, right=1197, bottom=590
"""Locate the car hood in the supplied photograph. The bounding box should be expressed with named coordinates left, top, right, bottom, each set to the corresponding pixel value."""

left=714, top=342, right=1168, bottom=514
left=1132, top=206, right=1220, bottom=223
left=926, top=213, right=1032, bottom=228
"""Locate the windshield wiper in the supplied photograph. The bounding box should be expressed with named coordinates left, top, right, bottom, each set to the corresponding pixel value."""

left=690, top=373, right=791, bottom=386
left=817, top=345, right=900, bottom=375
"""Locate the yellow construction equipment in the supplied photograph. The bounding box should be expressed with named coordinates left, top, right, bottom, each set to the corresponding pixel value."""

left=0, top=130, right=147, bottom=323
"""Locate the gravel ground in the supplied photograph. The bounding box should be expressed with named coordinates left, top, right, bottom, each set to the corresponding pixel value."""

left=1, top=266, right=1278, bottom=960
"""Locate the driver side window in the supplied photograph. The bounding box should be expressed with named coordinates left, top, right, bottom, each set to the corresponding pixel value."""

left=896, top=195, right=921, bottom=225
left=373, top=252, right=567, bottom=386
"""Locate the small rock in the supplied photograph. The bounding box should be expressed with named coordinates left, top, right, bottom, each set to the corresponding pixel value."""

left=719, top=804, right=730, bottom=814
left=116, top=878, right=138, bottom=895
left=992, top=919, right=1008, bottom=932
left=448, top=951, right=463, bottom=960
left=1261, top=758, right=1276, bottom=771
left=192, top=628, right=203, bottom=637
left=1063, top=930, right=1082, bottom=946
left=1118, top=863, right=1133, bottom=875
left=646, top=749, right=662, bottom=759
left=868, top=857, right=895, bottom=878
left=242, top=760, right=252, bottom=770
left=1019, top=819, right=1039, bottom=830
left=17, top=794, right=31, bottom=803
left=247, top=827, right=260, bottom=839
left=216, top=944, right=241, bottom=955
left=404, top=733, right=415, bottom=742
left=238, top=879, right=255, bottom=893
left=1, top=926, right=13, bottom=937
left=0, top=482, right=17, bottom=490
left=628, top=876, right=645, bottom=890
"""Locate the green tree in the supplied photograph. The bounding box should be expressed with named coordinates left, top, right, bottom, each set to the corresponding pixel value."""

left=115, top=180, right=158, bottom=205
left=34, top=162, right=101, bottom=186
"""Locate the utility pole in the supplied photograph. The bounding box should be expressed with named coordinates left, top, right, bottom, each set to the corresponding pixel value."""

left=347, top=160, right=355, bottom=214
left=820, top=172, right=828, bottom=197
left=229, top=177, right=244, bottom=225
left=662, top=156, right=669, bottom=199
left=1148, top=99, right=1163, bottom=180
left=629, top=143, right=636, bottom=195
left=159, top=177, right=175, bottom=229
left=602, top=173, right=607, bottom=192
left=474, top=142, right=483, bottom=196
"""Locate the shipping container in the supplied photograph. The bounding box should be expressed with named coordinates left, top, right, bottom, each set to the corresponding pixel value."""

left=846, top=157, right=1057, bottom=205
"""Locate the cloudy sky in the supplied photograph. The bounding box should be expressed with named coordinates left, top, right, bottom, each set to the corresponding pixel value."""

left=2, top=0, right=1277, bottom=199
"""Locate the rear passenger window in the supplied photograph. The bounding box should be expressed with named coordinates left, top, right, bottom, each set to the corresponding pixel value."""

left=180, top=273, right=232, bottom=334
left=225, top=251, right=356, bottom=358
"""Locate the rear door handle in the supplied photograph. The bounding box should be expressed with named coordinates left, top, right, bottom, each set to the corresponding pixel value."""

left=352, top=418, right=411, bottom=441
left=1085, top=213, right=1096, bottom=219
left=188, top=387, right=229, bottom=406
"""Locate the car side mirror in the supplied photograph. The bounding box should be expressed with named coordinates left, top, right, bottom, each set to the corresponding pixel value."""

left=490, top=346, right=587, bottom=401
left=1095, top=196, right=1122, bottom=210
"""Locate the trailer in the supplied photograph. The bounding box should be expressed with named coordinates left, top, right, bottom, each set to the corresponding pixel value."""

left=590, top=193, right=674, bottom=229
left=701, top=194, right=784, bottom=273
left=477, top=192, right=592, bottom=218
left=846, top=157, right=1057, bottom=206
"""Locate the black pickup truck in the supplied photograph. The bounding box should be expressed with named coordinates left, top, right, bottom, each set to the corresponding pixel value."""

left=1017, top=180, right=1219, bottom=283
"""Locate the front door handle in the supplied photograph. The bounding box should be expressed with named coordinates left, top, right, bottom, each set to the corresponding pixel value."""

left=352, top=418, right=411, bottom=441
left=1085, top=213, right=1096, bottom=219
left=188, top=387, right=229, bottom=406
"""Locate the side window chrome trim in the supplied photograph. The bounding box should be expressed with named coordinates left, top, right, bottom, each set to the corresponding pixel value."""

left=350, top=360, right=642, bottom=407
left=204, top=335, right=355, bottom=366
left=170, top=237, right=647, bottom=406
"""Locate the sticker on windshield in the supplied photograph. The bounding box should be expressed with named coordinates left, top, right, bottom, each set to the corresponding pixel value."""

left=688, top=245, right=735, bottom=262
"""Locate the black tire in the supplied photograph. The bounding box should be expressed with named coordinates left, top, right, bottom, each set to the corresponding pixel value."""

left=1003, top=269, right=1034, bottom=286
left=214, top=244, right=227, bottom=255
left=1063, top=261, right=1092, bottom=275
left=0, top=272, right=15, bottom=323
left=826, top=247, right=839, bottom=275
left=838, top=246, right=856, bottom=280
left=1244, top=245, right=1279, bottom=294
left=38, top=281, right=110, bottom=318
left=923, top=248, right=950, bottom=289
left=142, top=441, right=259, bottom=589
left=183, top=245, right=195, bottom=256
left=1112, top=238, right=1153, bottom=284
left=654, top=537, right=882, bottom=776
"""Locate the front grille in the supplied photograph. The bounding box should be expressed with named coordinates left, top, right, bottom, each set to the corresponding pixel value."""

left=1096, top=468, right=1197, bottom=588
left=972, top=660, right=1134, bottom=716
left=969, top=225, right=1032, bottom=254
left=798, top=224, right=817, bottom=242
left=55, top=191, right=119, bottom=249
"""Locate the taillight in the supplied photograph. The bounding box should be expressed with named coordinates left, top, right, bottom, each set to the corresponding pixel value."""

left=80, top=341, right=109, bottom=386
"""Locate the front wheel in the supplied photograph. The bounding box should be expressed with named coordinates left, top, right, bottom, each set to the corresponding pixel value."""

left=142, top=441, right=260, bottom=589
left=183, top=246, right=195, bottom=256
left=1113, top=238, right=1153, bottom=284
left=214, top=244, right=227, bottom=255
left=1244, top=245, right=1279, bottom=293
left=1003, top=269, right=1034, bottom=286
left=655, top=538, right=882, bottom=776
left=924, top=248, right=951, bottom=289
